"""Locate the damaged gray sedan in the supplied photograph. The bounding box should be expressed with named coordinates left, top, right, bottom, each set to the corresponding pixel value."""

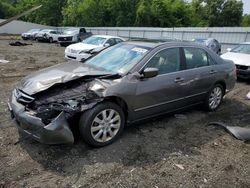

left=8, top=41, right=236, bottom=147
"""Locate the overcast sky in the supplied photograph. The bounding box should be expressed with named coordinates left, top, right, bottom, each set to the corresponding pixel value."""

left=242, top=0, right=250, bottom=14
left=187, top=0, right=250, bottom=14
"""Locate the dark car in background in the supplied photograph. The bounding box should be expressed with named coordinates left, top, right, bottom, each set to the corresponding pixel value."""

left=21, top=29, right=41, bottom=40
left=58, top=28, right=92, bottom=47
left=193, top=38, right=222, bottom=54
left=8, top=41, right=236, bottom=147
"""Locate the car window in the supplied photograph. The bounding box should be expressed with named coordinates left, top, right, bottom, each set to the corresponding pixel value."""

left=115, top=38, right=123, bottom=43
left=145, top=48, right=181, bottom=75
left=80, top=28, right=86, bottom=33
left=184, top=48, right=209, bottom=69
left=106, top=38, right=116, bottom=46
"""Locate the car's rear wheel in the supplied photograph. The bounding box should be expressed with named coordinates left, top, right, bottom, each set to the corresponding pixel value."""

left=204, top=84, right=224, bottom=111
left=79, top=102, right=125, bottom=147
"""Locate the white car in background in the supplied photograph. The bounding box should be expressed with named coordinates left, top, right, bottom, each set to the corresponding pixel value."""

left=221, top=42, right=250, bottom=79
left=35, top=29, right=62, bottom=43
left=65, top=35, right=125, bottom=61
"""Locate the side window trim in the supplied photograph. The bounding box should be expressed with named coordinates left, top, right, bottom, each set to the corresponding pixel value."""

left=206, top=52, right=217, bottom=65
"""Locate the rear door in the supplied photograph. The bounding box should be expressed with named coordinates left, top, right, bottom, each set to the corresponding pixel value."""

left=181, top=47, right=218, bottom=103
left=133, top=47, right=191, bottom=119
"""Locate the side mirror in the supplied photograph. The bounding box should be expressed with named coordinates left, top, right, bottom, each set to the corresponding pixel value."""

left=227, top=48, right=232, bottom=52
left=141, top=67, right=158, bottom=78
left=104, top=43, right=110, bottom=47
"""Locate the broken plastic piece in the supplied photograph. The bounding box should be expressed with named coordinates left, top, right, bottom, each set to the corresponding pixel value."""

left=247, top=92, right=250, bottom=100
left=0, top=59, right=9, bottom=64
left=9, top=41, right=32, bottom=46
left=209, top=122, right=250, bottom=141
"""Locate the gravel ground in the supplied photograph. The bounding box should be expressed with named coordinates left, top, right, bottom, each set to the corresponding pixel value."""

left=0, top=38, right=250, bottom=188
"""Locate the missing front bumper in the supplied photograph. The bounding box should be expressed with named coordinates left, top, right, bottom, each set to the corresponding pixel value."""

left=8, top=92, right=74, bottom=144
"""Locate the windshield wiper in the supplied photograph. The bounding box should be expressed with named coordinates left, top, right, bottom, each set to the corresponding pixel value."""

left=97, top=73, right=121, bottom=79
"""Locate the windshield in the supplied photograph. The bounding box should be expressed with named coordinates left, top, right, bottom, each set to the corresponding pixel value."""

left=85, top=43, right=150, bottom=74
left=231, top=44, right=250, bottom=54
left=63, top=29, right=78, bottom=35
left=83, top=36, right=106, bottom=46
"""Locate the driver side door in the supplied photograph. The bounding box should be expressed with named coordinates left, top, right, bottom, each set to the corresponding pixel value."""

left=133, top=47, right=190, bottom=120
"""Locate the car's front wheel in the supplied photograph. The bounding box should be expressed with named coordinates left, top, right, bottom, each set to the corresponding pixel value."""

left=49, top=37, right=53, bottom=43
left=79, top=102, right=125, bottom=147
left=204, top=84, right=224, bottom=111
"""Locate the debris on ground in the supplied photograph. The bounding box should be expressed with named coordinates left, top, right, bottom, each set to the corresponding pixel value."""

left=247, top=92, right=250, bottom=100
left=1, top=39, right=250, bottom=187
left=9, top=41, right=32, bottom=46
left=209, top=122, right=250, bottom=141
left=0, top=59, right=9, bottom=64
left=173, top=164, right=185, bottom=170
left=174, top=114, right=187, bottom=120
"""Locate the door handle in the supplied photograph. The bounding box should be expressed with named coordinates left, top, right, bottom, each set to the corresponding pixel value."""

left=209, top=70, right=217, bottom=74
left=174, top=77, right=184, bottom=83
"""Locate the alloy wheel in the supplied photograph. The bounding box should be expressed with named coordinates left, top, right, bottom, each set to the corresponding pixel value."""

left=91, top=109, right=121, bottom=143
left=209, top=86, right=222, bottom=110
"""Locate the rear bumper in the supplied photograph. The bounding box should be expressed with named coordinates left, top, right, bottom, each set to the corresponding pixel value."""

left=8, top=91, right=74, bottom=144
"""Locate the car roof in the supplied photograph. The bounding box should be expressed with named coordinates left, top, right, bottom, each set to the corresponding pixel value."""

left=41, top=29, right=55, bottom=31
left=240, top=42, right=250, bottom=44
left=124, top=40, right=208, bottom=49
left=91, top=35, right=124, bottom=39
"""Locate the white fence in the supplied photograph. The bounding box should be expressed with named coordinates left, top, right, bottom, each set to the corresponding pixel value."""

left=86, top=27, right=250, bottom=51
left=1, top=19, right=250, bottom=50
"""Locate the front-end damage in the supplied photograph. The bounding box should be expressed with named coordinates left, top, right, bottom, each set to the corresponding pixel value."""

left=9, top=78, right=108, bottom=144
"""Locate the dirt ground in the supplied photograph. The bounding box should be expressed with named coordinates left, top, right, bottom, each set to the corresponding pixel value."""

left=0, top=38, right=250, bottom=188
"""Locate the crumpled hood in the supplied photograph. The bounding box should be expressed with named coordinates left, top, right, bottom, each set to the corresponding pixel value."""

left=67, top=43, right=99, bottom=52
left=18, top=62, right=112, bottom=95
left=221, top=52, right=250, bottom=66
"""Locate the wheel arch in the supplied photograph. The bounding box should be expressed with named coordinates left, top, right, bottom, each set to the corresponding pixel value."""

left=103, top=96, right=129, bottom=120
left=214, top=80, right=226, bottom=94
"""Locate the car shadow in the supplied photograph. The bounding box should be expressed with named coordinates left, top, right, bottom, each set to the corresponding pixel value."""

left=19, top=98, right=250, bottom=177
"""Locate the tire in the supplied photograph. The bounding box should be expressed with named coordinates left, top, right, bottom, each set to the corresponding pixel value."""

left=60, top=43, right=66, bottom=47
left=204, top=84, right=224, bottom=111
left=49, top=37, right=53, bottom=43
left=79, top=102, right=125, bottom=147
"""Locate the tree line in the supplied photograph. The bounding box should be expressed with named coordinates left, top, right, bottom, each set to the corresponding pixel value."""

left=1, top=0, right=250, bottom=27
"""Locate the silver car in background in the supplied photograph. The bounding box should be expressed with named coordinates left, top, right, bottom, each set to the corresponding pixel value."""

left=21, top=29, right=41, bottom=40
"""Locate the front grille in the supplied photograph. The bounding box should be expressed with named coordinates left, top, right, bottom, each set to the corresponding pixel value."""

left=236, top=64, right=249, bottom=70
left=58, top=36, right=73, bottom=41
left=15, top=89, right=34, bottom=104
left=70, top=49, right=79, bottom=53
